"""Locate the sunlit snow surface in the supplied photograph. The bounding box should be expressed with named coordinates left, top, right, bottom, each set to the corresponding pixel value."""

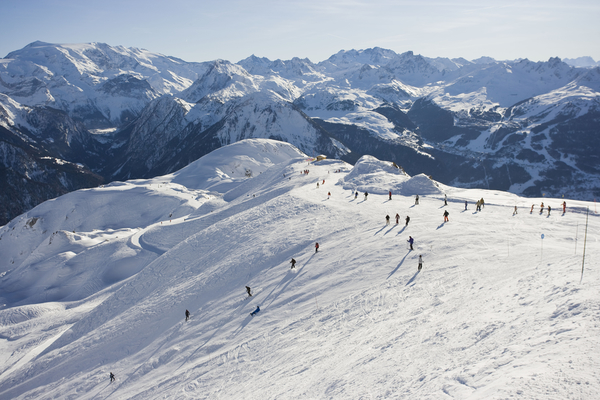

left=0, top=139, right=598, bottom=399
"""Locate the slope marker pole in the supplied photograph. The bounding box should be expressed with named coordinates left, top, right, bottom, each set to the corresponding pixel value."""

left=540, top=233, right=544, bottom=262
left=580, top=207, right=589, bottom=284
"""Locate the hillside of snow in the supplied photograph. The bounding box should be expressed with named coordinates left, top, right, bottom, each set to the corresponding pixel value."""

left=2, top=42, right=599, bottom=228
left=0, top=139, right=599, bottom=399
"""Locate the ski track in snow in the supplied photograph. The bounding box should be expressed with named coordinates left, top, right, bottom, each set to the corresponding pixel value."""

left=0, top=139, right=598, bottom=399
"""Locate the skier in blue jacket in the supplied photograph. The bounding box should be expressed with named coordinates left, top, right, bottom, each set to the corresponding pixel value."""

left=251, top=306, right=260, bottom=316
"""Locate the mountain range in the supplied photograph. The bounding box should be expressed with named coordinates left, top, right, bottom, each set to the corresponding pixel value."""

left=1, top=41, right=599, bottom=226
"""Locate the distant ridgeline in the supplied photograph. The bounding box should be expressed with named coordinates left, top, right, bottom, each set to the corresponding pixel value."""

left=1, top=41, right=599, bottom=225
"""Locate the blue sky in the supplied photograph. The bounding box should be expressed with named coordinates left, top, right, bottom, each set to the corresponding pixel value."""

left=1, top=0, right=598, bottom=63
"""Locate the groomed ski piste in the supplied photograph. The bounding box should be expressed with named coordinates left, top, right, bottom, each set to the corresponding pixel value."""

left=0, top=139, right=598, bottom=399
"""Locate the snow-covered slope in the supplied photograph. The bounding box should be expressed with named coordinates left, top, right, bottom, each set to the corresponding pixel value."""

left=0, top=139, right=598, bottom=399
left=167, top=138, right=308, bottom=191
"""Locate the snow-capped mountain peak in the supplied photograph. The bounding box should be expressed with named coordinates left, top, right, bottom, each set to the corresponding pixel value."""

left=1, top=41, right=599, bottom=230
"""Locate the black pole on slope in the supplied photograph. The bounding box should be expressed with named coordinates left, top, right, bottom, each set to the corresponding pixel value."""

left=580, top=207, right=589, bottom=284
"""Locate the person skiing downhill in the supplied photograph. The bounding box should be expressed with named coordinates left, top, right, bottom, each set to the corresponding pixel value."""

left=389, top=191, right=392, bottom=200
left=364, top=192, right=368, bottom=200
left=562, top=201, right=566, bottom=214
left=513, top=206, right=518, bottom=215
left=405, top=216, right=410, bottom=226
left=290, top=258, right=296, bottom=269
left=110, top=372, right=115, bottom=383
left=185, top=309, right=190, bottom=321
left=443, top=210, right=449, bottom=222
left=464, top=201, right=467, bottom=211
left=407, top=236, right=414, bottom=250
left=385, top=215, right=390, bottom=225
left=315, top=242, right=319, bottom=253
left=251, top=306, right=260, bottom=316
left=395, top=213, right=400, bottom=224
left=548, top=205, right=551, bottom=216
left=246, top=286, right=252, bottom=297
left=415, top=195, right=419, bottom=205
left=328, top=192, right=331, bottom=199
left=530, top=204, right=535, bottom=214
left=355, top=191, right=358, bottom=199
left=540, top=202, right=544, bottom=214
left=418, top=255, right=423, bottom=271
left=444, top=194, right=448, bottom=206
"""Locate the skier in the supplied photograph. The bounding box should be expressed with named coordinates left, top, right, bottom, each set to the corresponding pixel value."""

left=540, top=202, right=544, bottom=214
left=476, top=200, right=481, bottom=212
left=389, top=191, right=392, bottom=200
left=405, top=215, right=410, bottom=226
left=250, top=306, right=260, bottom=316
left=562, top=201, right=566, bottom=214
left=315, top=242, right=319, bottom=253
left=110, top=372, right=115, bottom=383
left=328, top=191, right=331, bottom=199
left=443, top=210, right=449, bottom=222
left=418, top=255, right=423, bottom=271
left=322, top=179, right=325, bottom=185
left=317, top=182, right=319, bottom=188
left=185, top=309, right=190, bottom=321
left=513, top=206, right=518, bottom=215
left=246, top=286, right=252, bottom=297
left=385, top=215, right=390, bottom=225
left=407, top=236, right=414, bottom=250
left=548, top=205, right=551, bottom=215
left=415, top=195, right=419, bottom=205
left=364, top=191, right=368, bottom=200
left=290, top=258, right=296, bottom=269
left=464, top=201, right=467, bottom=211
left=355, top=191, right=358, bottom=199
left=395, top=213, right=400, bottom=224
left=480, top=198, right=485, bottom=209
left=444, top=194, right=447, bottom=206
left=530, top=204, right=535, bottom=214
